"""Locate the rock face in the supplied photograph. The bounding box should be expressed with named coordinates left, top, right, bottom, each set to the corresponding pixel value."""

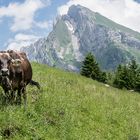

left=22, top=5, right=140, bottom=71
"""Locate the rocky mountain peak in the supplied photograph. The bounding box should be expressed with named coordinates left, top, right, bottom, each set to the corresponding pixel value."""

left=22, top=5, right=140, bottom=71
left=67, top=5, right=96, bottom=24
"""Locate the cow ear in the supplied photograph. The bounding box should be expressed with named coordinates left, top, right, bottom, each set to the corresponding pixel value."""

left=17, top=59, right=21, bottom=64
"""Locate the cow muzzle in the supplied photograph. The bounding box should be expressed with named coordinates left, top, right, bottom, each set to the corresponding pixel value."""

left=1, top=68, right=9, bottom=76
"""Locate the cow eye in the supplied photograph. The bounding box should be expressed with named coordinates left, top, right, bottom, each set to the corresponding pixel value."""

left=8, top=59, right=11, bottom=64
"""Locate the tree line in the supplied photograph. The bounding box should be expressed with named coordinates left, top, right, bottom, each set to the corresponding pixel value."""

left=80, top=53, right=140, bottom=92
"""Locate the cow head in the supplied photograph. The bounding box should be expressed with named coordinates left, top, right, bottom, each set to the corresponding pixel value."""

left=0, top=52, right=12, bottom=76
left=11, top=59, right=21, bottom=66
left=10, top=59, right=22, bottom=73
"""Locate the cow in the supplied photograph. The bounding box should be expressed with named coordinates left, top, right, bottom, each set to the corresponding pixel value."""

left=0, top=50, right=40, bottom=107
left=7, top=50, right=40, bottom=89
left=9, top=50, right=33, bottom=106
left=0, top=52, right=12, bottom=102
left=0, top=52, right=11, bottom=76
left=9, top=58, right=27, bottom=105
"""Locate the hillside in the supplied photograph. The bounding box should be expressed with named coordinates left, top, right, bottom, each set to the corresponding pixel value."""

left=22, top=5, right=140, bottom=71
left=0, top=63, right=140, bottom=139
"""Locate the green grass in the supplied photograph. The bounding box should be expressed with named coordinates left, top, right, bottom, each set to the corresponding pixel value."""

left=95, top=13, right=140, bottom=40
left=82, top=5, right=140, bottom=39
left=0, top=63, right=140, bottom=140
left=54, top=19, right=71, bottom=47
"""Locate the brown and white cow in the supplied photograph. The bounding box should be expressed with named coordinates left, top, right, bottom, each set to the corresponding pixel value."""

left=0, top=50, right=40, bottom=107
left=0, top=52, right=12, bottom=90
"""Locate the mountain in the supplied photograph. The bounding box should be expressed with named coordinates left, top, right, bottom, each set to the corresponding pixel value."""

left=22, top=5, right=140, bottom=71
left=0, top=62, right=140, bottom=139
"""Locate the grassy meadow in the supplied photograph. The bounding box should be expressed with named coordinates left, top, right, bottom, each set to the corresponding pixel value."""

left=0, top=63, right=140, bottom=140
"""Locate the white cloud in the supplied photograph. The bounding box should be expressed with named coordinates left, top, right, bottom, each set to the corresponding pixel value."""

left=6, top=33, right=41, bottom=51
left=35, top=20, right=52, bottom=29
left=0, top=0, right=51, bottom=32
left=58, top=0, right=140, bottom=33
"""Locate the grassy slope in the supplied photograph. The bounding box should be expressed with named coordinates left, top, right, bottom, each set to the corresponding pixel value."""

left=0, top=63, right=140, bottom=140
left=95, top=13, right=140, bottom=40
left=82, top=5, right=140, bottom=39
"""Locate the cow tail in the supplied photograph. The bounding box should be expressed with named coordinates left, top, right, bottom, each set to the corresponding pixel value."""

left=30, top=80, right=40, bottom=89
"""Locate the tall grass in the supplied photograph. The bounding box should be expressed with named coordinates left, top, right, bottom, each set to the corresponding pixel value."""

left=0, top=63, right=140, bottom=139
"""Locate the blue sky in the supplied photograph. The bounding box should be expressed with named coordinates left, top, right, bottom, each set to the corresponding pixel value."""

left=0, top=0, right=69, bottom=50
left=134, top=0, right=140, bottom=3
left=0, top=0, right=140, bottom=51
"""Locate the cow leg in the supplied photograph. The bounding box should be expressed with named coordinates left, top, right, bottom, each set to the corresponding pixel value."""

left=3, top=89, right=10, bottom=105
left=22, top=87, right=27, bottom=110
left=17, top=89, right=21, bottom=105
left=10, top=90, right=15, bottom=104
left=3, top=90, right=8, bottom=104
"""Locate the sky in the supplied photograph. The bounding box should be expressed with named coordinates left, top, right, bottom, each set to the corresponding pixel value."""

left=0, top=0, right=140, bottom=51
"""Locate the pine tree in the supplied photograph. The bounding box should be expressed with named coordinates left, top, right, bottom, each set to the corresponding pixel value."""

left=113, top=65, right=124, bottom=89
left=113, top=59, right=140, bottom=91
left=122, top=65, right=131, bottom=89
left=91, top=60, right=100, bottom=80
left=81, top=53, right=107, bottom=83
left=107, top=72, right=115, bottom=85
left=113, top=65, right=130, bottom=89
left=128, top=59, right=139, bottom=89
left=135, top=68, right=140, bottom=92
left=99, top=72, right=107, bottom=83
left=80, top=53, right=96, bottom=78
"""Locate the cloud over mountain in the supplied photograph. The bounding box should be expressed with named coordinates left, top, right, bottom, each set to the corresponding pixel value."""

left=58, top=0, right=140, bottom=32
left=6, top=33, right=40, bottom=51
